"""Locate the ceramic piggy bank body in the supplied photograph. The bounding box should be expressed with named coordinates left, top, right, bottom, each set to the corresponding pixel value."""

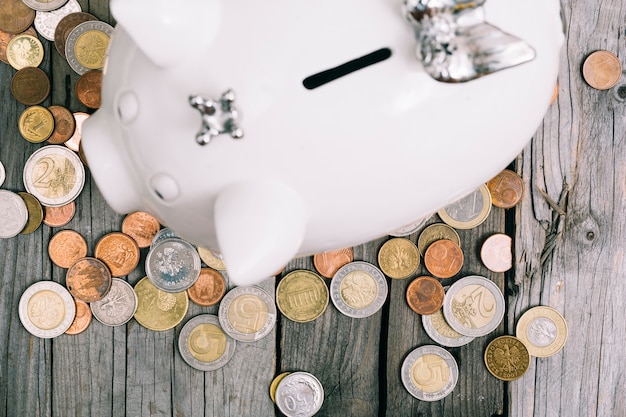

left=82, top=0, right=563, bottom=285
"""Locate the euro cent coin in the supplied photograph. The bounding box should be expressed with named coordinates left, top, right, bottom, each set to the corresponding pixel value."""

left=48, top=229, right=88, bottom=268
left=417, top=222, right=460, bottom=256
left=178, top=314, right=236, bottom=371
left=65, top=256, right=113, bottom=302
left=11, top=66, right=50, bottom=105
left=313, top=247, right=353, bottom=278
left=121, top=211, right=161, bottom=248
left=401, top=345, right=459, bottom=401
left=218, top=285, right=276, bottom=343
left=94, top=232, right=140, bottom=277
left=0, top=0, right=35, bottom=35
left=486, top=169, right=524, bottom=209
left=0, top=190, right=29, bottom=238
left=515, top=305, right=568, bottom=357
left=406, top=276, right=445, bottom=315
left=329, top=261, right=388, bottom=318
left=423, top=239, right=464, bottom=279
left=484, top=335, right=530, bottom=381
left=276, top=270, right=329, bottom=323
left=187, top=268, right=226, bottom=307
left=90, top=278, right=138, bottom=326
left=582, top=50, right=623, bottom=91
left=480, top=233, right=513, bottom=273
left=19, top=280, right=76, bottom=338
left=65, top=298, right=92, bottom=335
left=275, top=372, right=324, bottom=417
left=65, top=20, right=113, bottom=74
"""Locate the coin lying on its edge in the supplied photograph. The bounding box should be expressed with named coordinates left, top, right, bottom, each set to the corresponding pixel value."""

left=19, top=280, right=76, bottom=338
left=178, top=314, right=236, bottom=371
left=401, top=345, right=459, bottom=401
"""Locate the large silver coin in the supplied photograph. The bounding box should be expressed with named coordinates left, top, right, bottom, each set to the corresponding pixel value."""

left=275, top=372, right=324, bottom=417
left=442, top=275, right=505, bottom=337
left=19, top=281, right=76, bottom=338
left=21, top=0, right=69, bottom=12
left=34, top=0, right=81, bottom=41
left=65, top=20, right=113, bottom=75
left=146, top=238, right=201, bottom=293
left=23, top=145, right=85, bottom=207
left=218, top=286, right=276, bottom=343
left=178, top=314, right=236, bottom=371
left=329, top=261, right=387, bottom=318
left=150, top=227, right=181, bottom=250
left=0, top=159, right=5, bottom=187
left=401, top=345, right=458, bottom=401
left=0, top=190, right=28, bottom=238
left=422, top=308, right=475, bottom=348
left=90, top=278, right=138, bottom=326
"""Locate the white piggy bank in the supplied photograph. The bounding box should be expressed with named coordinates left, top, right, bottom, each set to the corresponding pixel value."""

left=82, top=0, right=563, bottom=286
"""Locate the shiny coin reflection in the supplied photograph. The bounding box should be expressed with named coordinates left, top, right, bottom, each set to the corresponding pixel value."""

left=218, top=286, right=276, bottom=342
left=275, top=372, right=324, bottom=417
left=178, top=314, right=236, bottom=371
left=401, top=345, right=458, bottom=401
left=19, top=280, right=76, bottom=338
left=146, top=238, right=201, bottom=292
left=516, top=306, right=568, bottom=357
left=330, top=261, right=388, bottom=318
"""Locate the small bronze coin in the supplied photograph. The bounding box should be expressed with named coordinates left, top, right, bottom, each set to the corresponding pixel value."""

left=76, top=69, right=102, bottom=108
left=48, top=229, right=87, bottom=268
left=406, top=276, right=445, bottom=315
left=582, top=50, right=623, bottom=90
left=484, top=335, right=530, bottom=381
left=423, top=239, right=464, bottom=279
left=11, top=66, right=50, bottom=105
left=47, top=105, right=76, bottom=144
left=43, top=201, right=76, bottom=227
left=54, top=12, right=97, bottom=58
left=480, top=233, right=513, bottom=273
left=94, top=232, right=141, bottom=277
left=313, top=247, right=354, bottom=278
left=187, top=268, right=227, bottom=307
left=65, top=299, right=92, bottom=335
left=121, top=211, right=161, bottom=248
left=18, top=105, right=54, bottom=143
left=487, top=169, right=524, bottom=209
left=66, top=256, right=113, bottom=302
left=0, top=26, right=37, bottom=64
left=0, top=0, right=35, bottom=35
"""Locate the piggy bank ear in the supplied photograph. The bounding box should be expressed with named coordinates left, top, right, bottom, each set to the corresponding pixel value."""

left=214, top=181, right=307, bottom=286
left=109, top=0, right=221, bottom=67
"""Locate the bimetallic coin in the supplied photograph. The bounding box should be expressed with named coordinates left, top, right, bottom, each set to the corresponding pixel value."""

left=187, top=268, right=226, bottom=307
left=486, top=169, right=524, bottom=209
left=47, top=105, right=76, bottom=144
left=0, top=159, right=5, bottom=186
left=65, top=298, right=91, bottom=335
left=18, top=105, right=54, bottom=143
left=582, top=50, right=623, bottom=90
left=134, top=276, right=189, bottom=331
left=94, top=232, right=140, bottom=277
left=406, top=276, right=445, bottom=315
left=480, top=233, right=513, bottom=273
left=91, top=278, right=138, bottom=326
left=146, top=238, right=201, bottom=292
left=438, top=184, right=492, bottom=229
left=330, top=261, right=388, bottom=318
left=275, top=372, right=324, bottom=417
left=218, top=286, right=276, bottom=342
left=484, top=336, right=530, bottom=381
left=422, top=308, right=475, bottom=348
left=65, top=20, right=113, bottom=75
left=378, top=237, right=420, bottom=279
left=19, top=280, right=76, bottom=338
left=313, top=247, right=353, bottom=278
left=53, top=11, right=97, bottom=58
left=276, top=270, right=329, bottom=322
left=23, top=145, right=85, bottom=207
left=270, top=372, right=291, bottom=403
left=121, top=211, right=161, bottom=248
left=22, top=0, right=69, bottom=12
left=66, top=257, right=113, bottom=302
left=389, top=215, right=430, bottom=237
left=0, top=190, right=29, bottom=238
left=18, top=192, right=44, bottom=234
left=516, top=306, right=568, bottom=357
left=178, top=314, right=236, bottom=371
left=6, top=33, right=43, bottom=69
left=48, top=229, right=87, bottom=268
left=401, top=345, right=459, bottom=401
left=33, top=0, right=80, bottom=40
left=423, top=239, right=464, bottom=279
left=443, top=275, right=505, bottom=337
left=197, top=246, right=226, bottom=271
left=0, top=0, right=35, bottom=34
left=417, top=223, right=461, bottom=256
left=43, top=201, right=75, bottom=226
left=11, top=66, right=50, bottom=105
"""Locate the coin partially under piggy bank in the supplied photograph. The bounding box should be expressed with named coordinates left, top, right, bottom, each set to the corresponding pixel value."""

left=82, top=0, right=564, bottom=286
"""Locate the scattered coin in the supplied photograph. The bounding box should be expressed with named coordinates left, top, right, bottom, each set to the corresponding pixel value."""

left=218, top=285, right=276, bottom=342
left=133, top=276, right=189, bottom=331
left=329, top=261, right=388, bottom=318
left=33, top=0, right=81, bottom=41
left=389, top=215, right=430, bottom=237
left=269, top=372, right=291, bottom=403
left=151, top=227, right=182, bottom=249
left=0, top=0, right=35, bottom=35
left=121, top=211, right=161, bottom=248
left=480, top=233, right=512, bottom=273
left=43, top=201, right=76, bottom=227
left=423, top=239, right=464, bottom=279
left=275, top=372, right=324, bottom=417
left=313, top=247, right=353, bottom=278
left=11, top=66, right=50, bottom=105
left=23, top=145, right=85, bottom=207
left=443, top=275, right=505, bottom=337
left=486, top=169, right=524, bottom=209
left=19, top=280, right=76, bottom=338
left=178, top=314, right=236, bottom=371
left=76, top=69, right=102, bottom=108
left=417, top=222, right=461, bottom=256
left=516, top=305, right=568, bottom=357
left=90, top=278, right=138, bottom=326
left=378, top=237, right=420, bottom=279
left=22, top=0, right=70, bottom=12
left=94, top=232, right=141, bottom=277
left=65, top=298, right=92, bottom=335
left=64, top=111, right=88, bottom=152
left=0, top=26, right=37, bottom=64
left=401, top=345, right=459, bottom=401
left=582, top=50, right=623, bottom=90
left=18, top=191, right=44, bottom=234
left=197, top=246, right=226, bottom=271
left=187, top=268, right=226, bottom=307
left=6, top=33, right=44, bottom=70
left=276, top=270, right=329, bottom=323
left=0, top=190, right=29, bottom=238
left=422, top=308, right=474, bottom=348
left=484, top=335, right=530, bottom=381
left=54, top=11, right=97, bottom=58
left=146, top=238, right=201, bottom=292
left=406, top=276, right=445, bottom=315
left=48, top=229, right=87, bottom=268
left=438, top=184, right=492, bottom=229
left=65, top=256, right=113, bottom=302
left=0, top=160, right=5, bottom=187
left=18, top=105, right=55, bottom=143
left=47, top=105, right=76, bottom=144
left=65, top=20, right=113, bottom=74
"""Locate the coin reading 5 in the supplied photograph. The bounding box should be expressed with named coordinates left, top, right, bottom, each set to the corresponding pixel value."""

left=401, top=345, right=458, bottom=401
left=276, top=270, right=329, bottom=322
left=178, top=314, right=236, bottom=371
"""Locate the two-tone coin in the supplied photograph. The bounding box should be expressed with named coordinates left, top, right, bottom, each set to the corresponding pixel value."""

left=134, top=276, right=189, bottom=331
left=330, top=261, right=388, bottom=318
left=19, top=105, right=54, bottom=143
left=48, top=229, right=87, bottom=268
left=422, top=308, right=475, bottom=348
left=417, top=223, right=460, bottom=256
left=378, top=237, right=420, bottom=279
left=18, top=192, right=43, bottom=234
left=275, top=372, right=324, bottom=417
left=178, top=314, right=236, bottom=371
left=19, top=280, right=76, bottom=338
left=486, top=169, right=524, bottom=209
left=218, top=286, right=276, bottom=342
left=6, top=33, right=43, bottom=69
left=484, top=335, right=530, bottom=381
left=54, top=11, right=97, bottom=58
left=146, top=238, right=201, bottom=292
left=423, top=239, right=464, bottom=279
left=121, top=211, right=161, bottom=248
left=313, top=247, right=353, bottom=278
left=91, top=278, right=138, bottom=326
left=94, top=232, right=140, bottom=277
left=406, top=276, right=445, bottom=315
left=66, top=256, right=112, bottom=302
left=65, top=298, right=92, bottom=335
left=65, top=20, right=113, bottom=74
left=401, top=345, right=459, bottom=401
left=22, top=0, right=70, bottom=12
left=438, top=184, right=492, bottom=229
left=0, top=190, right=29, bottom=238
left=187, top=268, right=226, bottom=307
left=276, top=270, right=329, bottom=322
left=480, top=233, right=512, bottom=273
left=33, top=0, right=81, bottom=41
left=516, top=306, right=568, bottom=357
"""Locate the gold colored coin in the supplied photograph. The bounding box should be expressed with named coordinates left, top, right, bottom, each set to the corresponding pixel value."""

left=18, top=105, right=55, bottom=143
left=133, top=276, right=189, bottom=331
left=269, top=372, right=291, bottom=403
left=582, top=50, right=623, bottom=90
left=515, top=306, right=568, bottom=357
left=197, top=247, right=226, bottom=271
left=18, top=192, right=43, bottom=234
left=438, top=184, right=492, bottom=229
left=188, top=323, right=227, bottom=363
left=417, top=223, right=461, bottom=256
left=6, top=33, right=43, bottom=70
left=276, top=270, right=329, bottom=322
left=484, top=335, right=530, bottom=381
left=377, top=237, right=420, bottom=279
left=74, top=29, right=109, bottom=69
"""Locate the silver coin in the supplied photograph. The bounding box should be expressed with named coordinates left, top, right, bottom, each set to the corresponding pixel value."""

left=329, top=261, right=388, bottom=318
left=90, top=278, right=138, bottom=326
left=19, top=280, right=76, bottom=338
left=442, top=275, right=505, bottom=337
left=150, top=227, right=181, bottom=249
left=389, top=214, right=431, bottom=237
left=23, top=145, right=85, bottom=207
left=422, top=308, right=474, bottom=348
left=401, top=345, right=458, bottom=401
left=21, top=0, right=69, bottom=12
left=218, top=286, right=276, bottom=343
left=146, top=238, right=201, bottom=293
left=0, top=190, right=29, bottom=238
left=65, top=20, right=113, bottom=75
left=178, top=314, right=236, bottom=371
left=275, top=372, right=324, bottom=417
left=0, top=160, right=5, bottom=187
left=34, top=0, right=81, bottom=41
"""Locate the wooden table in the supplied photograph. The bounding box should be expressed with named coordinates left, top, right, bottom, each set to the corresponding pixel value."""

left=1, top=1, right=624, bottom=416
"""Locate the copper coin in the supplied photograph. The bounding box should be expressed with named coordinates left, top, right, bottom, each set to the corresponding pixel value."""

left=424, top=239, right=464, bottom=279
left=43, top=201, right=76, bottom=227
left=582, top=50, right=623, bottom=90
left=94, top=232, right=140, bottom=277
left=11, top=66, right=50, bottom=105
left=77, top=140, right=88, bottom=166
left=0, top=26, right=37, bottom=64
left=66, top=256, right=112, bottom=302
left=486, top=169, right=524, bottom=209
left=313, top=247, right=354, bottom=278
left=121, top=211, right=161, bottom=248
left=65, top=299, right=92, bottom=335
left=480, top=233, right=513, bottom=273
left=48, top=229, right=87, bottom=268
left=65, top=112, right=88, bottom=152
left=53, top=12, right=97, bottom=58
left=0, top=0, right=35, bottom=34
left=187, top=268, right=227, bottom=307
left=47, top=105, right=76, bottom=144
left=406, top=276, right=445, bottom=315
left=75, top=69, right=102, bottom=108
